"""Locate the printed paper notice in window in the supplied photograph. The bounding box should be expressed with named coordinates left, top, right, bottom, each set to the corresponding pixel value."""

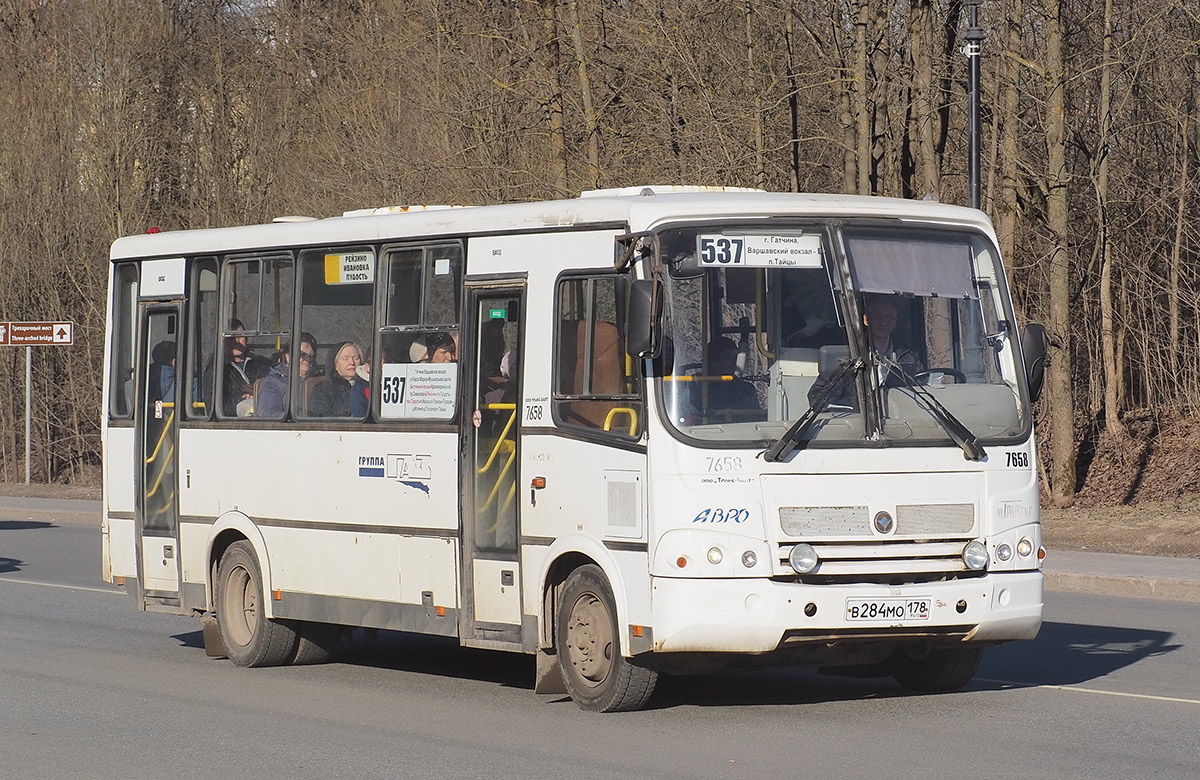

left=379, top=363, right=457, bottom=420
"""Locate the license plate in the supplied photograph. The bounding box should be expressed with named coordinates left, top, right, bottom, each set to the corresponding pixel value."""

left=845, top=597, right=930, bottom=622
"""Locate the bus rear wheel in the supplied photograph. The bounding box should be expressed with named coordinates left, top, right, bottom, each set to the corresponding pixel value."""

left=215, top=540, right=298, bottom=667
left=556, top=564, right=657, bottom=712
left=890, top=644, right=983, bottom=692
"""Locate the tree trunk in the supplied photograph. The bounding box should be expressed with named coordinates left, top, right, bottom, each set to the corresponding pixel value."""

left=566, top=0, right=600, bottom=188
left=911, top=0, right=939, bottom=199
left=1045, top=0, right=1076, bottom=505
left=1097, top=0, right=1124, bottom=437
left=854, top=0, right=871, bottom=194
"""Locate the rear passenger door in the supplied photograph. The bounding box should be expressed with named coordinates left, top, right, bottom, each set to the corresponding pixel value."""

left=460, top=281, right=525, bottom=648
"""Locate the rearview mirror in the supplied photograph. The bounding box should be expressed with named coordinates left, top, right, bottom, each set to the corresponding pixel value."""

left=626, top=279, right=662, bottom=359
left=1020, top=323, right=1047, bottom=403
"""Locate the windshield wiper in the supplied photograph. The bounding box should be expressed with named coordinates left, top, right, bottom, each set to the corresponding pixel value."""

left=763, top=357, right=863, bottom=463
left=876, top=353, right=986, bottom=461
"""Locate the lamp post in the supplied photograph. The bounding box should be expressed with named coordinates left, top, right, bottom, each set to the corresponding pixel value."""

left=965, top=0, right=984, bottom=210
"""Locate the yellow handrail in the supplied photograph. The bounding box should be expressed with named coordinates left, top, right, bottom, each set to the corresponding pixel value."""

left=603, top=406, right=638, bottom=436
left=144, top=404, right=176, bottom=464
left=477, top=403, right=517, bottom=474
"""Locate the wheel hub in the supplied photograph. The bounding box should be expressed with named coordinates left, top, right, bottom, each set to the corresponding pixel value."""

left=566, top=593, right=613, bottom=687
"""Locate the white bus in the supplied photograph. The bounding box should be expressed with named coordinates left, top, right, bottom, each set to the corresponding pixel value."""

left=101, top=186, right=1047, bottom=711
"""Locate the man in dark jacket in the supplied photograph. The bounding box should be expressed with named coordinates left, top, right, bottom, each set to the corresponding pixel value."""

left=807, top=295, right=923, bottom=411
left=220, top=319, right=270, bottom=417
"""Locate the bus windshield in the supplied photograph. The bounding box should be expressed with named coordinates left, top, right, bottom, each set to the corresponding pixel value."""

left=655, top=222, right=1029, bottom=449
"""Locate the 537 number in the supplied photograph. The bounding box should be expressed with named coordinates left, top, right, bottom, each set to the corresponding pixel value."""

left=698, top=237, right=745, bottom=265
left=381, top=376, right=406, bottom=405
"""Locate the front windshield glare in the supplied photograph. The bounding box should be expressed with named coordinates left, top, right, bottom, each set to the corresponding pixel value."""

left=656, top=223, right=1028, bottom=448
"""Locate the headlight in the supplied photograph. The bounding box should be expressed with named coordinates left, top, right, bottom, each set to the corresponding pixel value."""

left=789, top=543, right=819, bottom=574
left=962, top=540, right=989, bottom=571
left=741, top=550, right=758, bottom=568
left=1017, top=538, right=1033, bottom=557
left=707, top=546, right=724, bottom=565
left=996, top=543, right=1013, bottom=562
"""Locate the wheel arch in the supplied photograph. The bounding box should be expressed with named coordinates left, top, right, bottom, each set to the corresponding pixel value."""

left=537, top=536, right=632, bottom=656
left=206, top=511, right=274, bottom=617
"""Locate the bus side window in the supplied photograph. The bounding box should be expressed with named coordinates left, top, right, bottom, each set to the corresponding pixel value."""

left=297, top=247, right=375, bottom=420
left=107, top=263, right=139, bottom=419
left=376, top=243, right=462, bottom=421
left=218, top=256, right=293, bottom=418
left=552, top=274, right=643, bottom=438
left=187, top=258, right=219, bottom=419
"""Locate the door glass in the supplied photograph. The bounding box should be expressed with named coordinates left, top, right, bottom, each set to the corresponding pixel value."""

left=472, top=296, right=521, bottom=553
left=143, top=311, right=179, bottom=535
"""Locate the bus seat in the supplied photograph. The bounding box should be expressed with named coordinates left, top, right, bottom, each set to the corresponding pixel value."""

left=252, top=378, right=265, bottom=412
left=557, top=320, right=623, bottom=429
left=303, top=376, right=326, bottom=416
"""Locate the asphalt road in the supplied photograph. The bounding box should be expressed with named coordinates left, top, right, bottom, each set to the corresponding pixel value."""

left=2, top=512, right=1199, bottom=779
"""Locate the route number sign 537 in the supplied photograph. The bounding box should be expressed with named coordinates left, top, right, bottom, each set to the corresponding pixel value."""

left=698, top=236, right=745, bottom=265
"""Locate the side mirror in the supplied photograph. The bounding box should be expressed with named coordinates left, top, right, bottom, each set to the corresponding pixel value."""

left=626, top=279, right=663, bottom=359
left=818, top=344, right=850, bottom=376
left=1020, top=323, right=1047, bottom=403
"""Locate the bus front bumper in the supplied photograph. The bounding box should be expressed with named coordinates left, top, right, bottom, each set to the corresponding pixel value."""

left=649, top=571, right=1043, bottom=654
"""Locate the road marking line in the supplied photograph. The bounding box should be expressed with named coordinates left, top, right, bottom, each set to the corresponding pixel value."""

left=978, top=677, right=1200, bottom=706
left=0, top=577, right=125, bottom=595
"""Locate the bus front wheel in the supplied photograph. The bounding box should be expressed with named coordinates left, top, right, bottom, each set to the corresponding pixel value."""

left=556, top=564, right=657, bottom=712
left=890, top=644, right=983, bottom=692
left=215, top=540, right=298, bottom=667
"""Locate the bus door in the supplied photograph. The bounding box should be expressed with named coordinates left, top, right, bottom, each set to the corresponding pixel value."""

left=136, top=305, right=182, bottom=602
left=460, top=282, right=526, bottom=647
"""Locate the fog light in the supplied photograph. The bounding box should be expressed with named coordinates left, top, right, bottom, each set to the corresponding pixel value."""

left=1017, top=538, right=1033, bottom=557
left=789, top=543, right=819, bottom=574
left=962, top=540, right=989, bottom=571
left=741, top=550, right=758, bottom=568
left=707, top=547, right=724, bottom=565
left=996, top=543, right=1013, bottom=562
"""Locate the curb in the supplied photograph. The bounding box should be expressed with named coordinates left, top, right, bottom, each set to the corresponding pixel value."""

left=1044, top=571, right=1200, bottom=603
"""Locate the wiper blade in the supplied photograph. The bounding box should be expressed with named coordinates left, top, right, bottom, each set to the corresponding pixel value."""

left=877, top=354, right=986, bottom=461
left=763, top=357, right=863, bottom=463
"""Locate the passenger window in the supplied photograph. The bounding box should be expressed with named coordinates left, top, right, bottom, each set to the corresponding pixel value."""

left=107, top=263, right=139, bottom=419
left=298, top=247, right=375, bottom=419
left=217, top=256, right=293, bottom=418
left=377, top=243, right=462, bottom=421
left=187, top=258, right=219, bottom=419
left=553, top=275, right=643, bottom=438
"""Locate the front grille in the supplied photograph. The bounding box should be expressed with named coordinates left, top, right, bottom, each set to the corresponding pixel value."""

left=896, top=503, right=975, bottom=535
left=775, top=539, right=972, bottom=579
left=778, top=503, right=977, bottom=539
left=779, top=506, right=868, bottom=537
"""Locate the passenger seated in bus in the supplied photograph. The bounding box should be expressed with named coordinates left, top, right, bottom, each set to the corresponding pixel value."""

left=219, top=319, right=270, bottom=417
left=149, top=341, right=177, bottom=403
left=807, top=294, right=923, bottom=410
left=408, top=332, right=456, bottom=363
left=693, top=336, right=758, bottom=412
left=257, top=332, right=317, bottom=419
left=308, top=340, right=368, bottom=418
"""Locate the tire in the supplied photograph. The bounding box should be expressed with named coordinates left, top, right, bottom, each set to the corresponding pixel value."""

left=215, top=540, right=298, bottom=667
left=891, top=644, right=984, bottom=692
left=289, top=622, right=339, bottom=665
left=556, top=564, right=657, bottom=712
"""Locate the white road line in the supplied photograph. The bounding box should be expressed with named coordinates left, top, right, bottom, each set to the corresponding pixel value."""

left=978, top=677, right=1200, bottom=706
left=0, top=577, right=125, bottom=595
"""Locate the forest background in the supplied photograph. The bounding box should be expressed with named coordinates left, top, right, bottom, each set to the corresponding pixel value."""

left=2, top=0, right=1200, bottom=545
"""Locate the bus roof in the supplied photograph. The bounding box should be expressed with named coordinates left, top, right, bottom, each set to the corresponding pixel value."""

left=109, top=189, right=995, bottom=261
